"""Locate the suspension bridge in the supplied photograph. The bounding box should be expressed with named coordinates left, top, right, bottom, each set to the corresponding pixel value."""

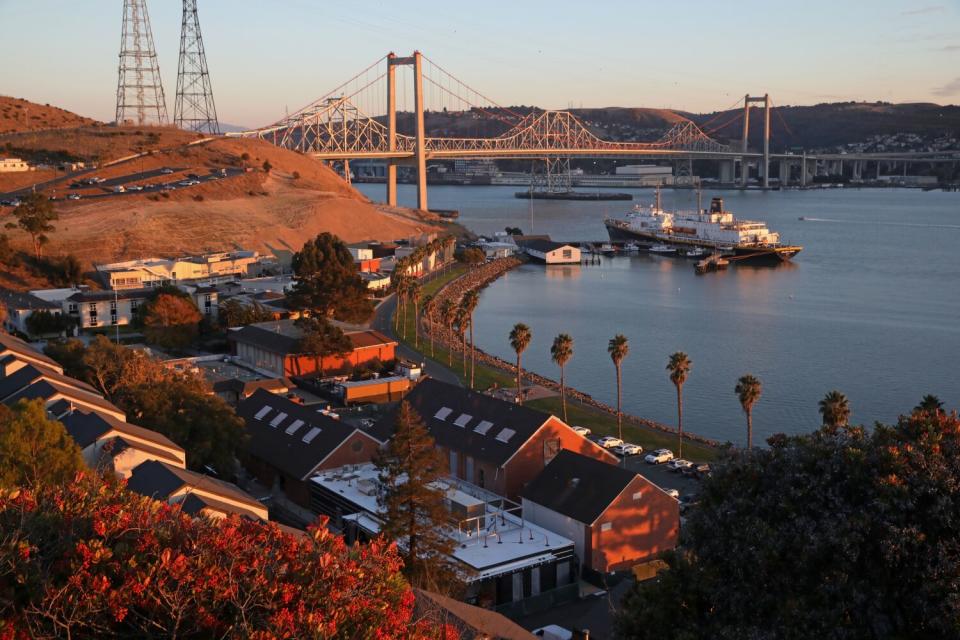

left=232, top=51, right=959, bottom=210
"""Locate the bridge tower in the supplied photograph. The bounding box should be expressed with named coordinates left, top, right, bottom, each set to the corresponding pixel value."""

left=740, top=94, right=771, bottom=188
left=385, top=51, right=429, bottom=210
left=115, top=0, right=168, bottom=126
left=174, top=0, right=220, bottom=134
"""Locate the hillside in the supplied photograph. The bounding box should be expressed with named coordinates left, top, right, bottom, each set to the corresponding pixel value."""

left=0, top=96, right=98, bottom=134
left=0, top=101, right=445, bottom=277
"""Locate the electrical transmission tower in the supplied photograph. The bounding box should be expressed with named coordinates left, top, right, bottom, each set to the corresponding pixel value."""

left=174, top=0, right=219, bottom=134
left=116, top=0, right=168, bottom=126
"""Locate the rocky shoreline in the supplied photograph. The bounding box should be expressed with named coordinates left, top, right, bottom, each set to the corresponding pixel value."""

left=423, top=258, right=722, bottom=449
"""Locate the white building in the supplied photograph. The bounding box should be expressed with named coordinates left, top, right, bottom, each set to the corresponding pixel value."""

left=0, top=158, right=31, bottom=173
left=0, top=289, right=64, bottom=335
left=59, top=286, right=217, bottom=330
left=523, top=240, right=581, bottom=264
left=96, top=250, right=273, bottom=290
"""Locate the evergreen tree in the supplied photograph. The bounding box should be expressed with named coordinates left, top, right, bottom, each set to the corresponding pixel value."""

left=375, top=402, right=460, bottom=595
left=288, top=233, right=373, bottom=322
left=0, top=399, right=83, bottom=489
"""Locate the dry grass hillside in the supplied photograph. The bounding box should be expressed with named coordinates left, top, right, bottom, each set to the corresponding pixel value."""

left=0, top=102, right=445, bottom=278
left=0, top=96, right=98, bottom=134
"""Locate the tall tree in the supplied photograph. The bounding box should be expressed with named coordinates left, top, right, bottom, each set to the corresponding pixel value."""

left=551, top=333, right=574, bottom=422
left=409, top=280, right=422, bottom=348
left=616, top=407, right=960, bottom=639
left=142, top=293, right=202, bottom=349
left=421, top=294, right=435, bottom=357
left=375, top=402, right=459, bottom=594
left=295, top=316, right=353, bottom=377
left=0, top=399, right=84, bottom=489
left=440, top=299, right=457, bottom=366
left=818, top=390, right=851, bottom=432
left=455, top=306, right=469, bottom=377
left=915, top=394, right=944, bottom=416
left=288, top=232, right=373, bottom=323
left=5, top=192, right=57, bottom=259
left=608, top=334, right=629, bottom=442
left=509, top=323, right=532, bottom=405
left=460, top=290, right=480, bottom=388
left=667, top=352, right=692, bottom=458
left=735, top=374, right=763, bottom=449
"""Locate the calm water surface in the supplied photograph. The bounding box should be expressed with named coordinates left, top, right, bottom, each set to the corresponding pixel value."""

left=358, top=183, right=960, bottom=444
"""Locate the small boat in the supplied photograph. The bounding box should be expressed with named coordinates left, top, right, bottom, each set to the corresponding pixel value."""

left=623, top=242, right=641, bottom=253
left=695, top=254, right=730, bottom=274
left=600, top=243, right=616, bottom=256
left=684, top=247, right=706, bottom=258
left=649, top=244, right=677, bottom=255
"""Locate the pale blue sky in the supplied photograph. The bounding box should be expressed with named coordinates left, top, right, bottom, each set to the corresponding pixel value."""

left=1, top=0, right=958, bottom=127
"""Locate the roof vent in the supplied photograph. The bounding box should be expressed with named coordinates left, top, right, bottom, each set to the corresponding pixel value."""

left=285, top=419, right=305, bottom=435
left=302, top=427, right=322, bottom=444
left=474, top=420, right=494, bottom=435
left=269, top=412, right=287, bottom=428
left=253, top=406, right=271, bottom=421
left=495, top=428, right=516, bottom=443
left=453, top=413, right=472, bottom=428
left=434, top=407, right=453, bottom=421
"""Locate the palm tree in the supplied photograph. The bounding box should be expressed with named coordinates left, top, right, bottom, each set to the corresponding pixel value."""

left=422, top=294, right=435, bottom=357
left=393, top=275, right=409, bottom=335
left=915, top=394, right=944, bottom=416
left=408, top=281, right=421, bottom=348
left=607, top=335, right=629, bottom=442
left=440, top=299, right=457, bottom=366
left=460, top=290, right=480, bottom=388
left=818, top=390, right=851, bottom=431
left=509, top=323, right=532, bottom=405
left=735, top=374, right=762, bottom=449
left=455, top=306, right=469, bottom=377
left=551, top=334, right=574, bottom=422
left=667, top=352, right=691, bottom=458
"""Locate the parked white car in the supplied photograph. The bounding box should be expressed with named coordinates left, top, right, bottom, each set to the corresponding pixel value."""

left=571, top=425, right=591, bottom=437
left=597, top=436, right=624, bottom=449
left=532, top=625, right=573, bottom=640
left=644, top=448, right=674, bottom=464
left=613, top=443, right=643, bottom=456
left=663, top=488, right=680, bottom=499
left=667, top=458, right=694, bottom=472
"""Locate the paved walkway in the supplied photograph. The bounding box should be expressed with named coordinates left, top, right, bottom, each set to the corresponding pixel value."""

left=370, top=292, right=462, bottom=387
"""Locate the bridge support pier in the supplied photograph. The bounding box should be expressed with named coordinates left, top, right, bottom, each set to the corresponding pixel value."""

left=778, top=159, right=790, bottom=186
left=386, top=53, right=398, bottom=207
left=413, top=51, right=428, bottom=211
left=719, top=159, right=735, bottom=184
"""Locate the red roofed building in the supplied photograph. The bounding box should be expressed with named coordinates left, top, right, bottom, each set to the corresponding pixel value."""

left=228, top=319, right=397, bottom=377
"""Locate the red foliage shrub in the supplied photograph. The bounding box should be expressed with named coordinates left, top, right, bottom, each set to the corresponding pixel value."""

left=0, top=475, right=444, bottom=638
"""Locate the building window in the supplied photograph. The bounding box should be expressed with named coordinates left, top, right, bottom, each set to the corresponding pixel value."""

left=68, top=303, right=78, bottom=314
left=632, top=491, right=643, bottom=501
left=130, top=300, right=139, bottom=311
left=600, top=522, right=613, bottom=532
left=543, top=438, right=560, bottom=464
left=88, top=303, right=98, bottom=320
left=562, top=249, right=572, bottom=259
left=478, top=468, right=485, bottom=488
left=351, top=439, right=363, bottom=453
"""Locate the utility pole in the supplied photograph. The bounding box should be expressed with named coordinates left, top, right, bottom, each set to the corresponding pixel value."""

left=174, top=0, right=220, bottom=134
left=116, top=0, right=167, bottom=126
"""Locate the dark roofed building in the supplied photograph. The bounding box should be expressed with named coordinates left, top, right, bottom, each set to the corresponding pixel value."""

left=521, top=450, right=679, bottom=573
left=229, top=320, right=397, bottom=378
left=0, top=289, right=62, bottom=336
left=0, top=332, right=64, bottom=373
left=3, top=377, right=126, bottom=421
left=236, top=389, right=384, bottom=508
left=60, top=409, right=186, bottom=476
left=127, top=459, right=268, bottom=521
left=380, top=379, right=616, bottom=500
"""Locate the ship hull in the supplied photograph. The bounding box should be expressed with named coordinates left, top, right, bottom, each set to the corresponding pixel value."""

left=605, top=221, right=801, bottom=264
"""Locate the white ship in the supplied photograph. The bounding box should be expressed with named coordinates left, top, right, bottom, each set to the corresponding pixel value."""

left=605, top=193, right=802, bottom=264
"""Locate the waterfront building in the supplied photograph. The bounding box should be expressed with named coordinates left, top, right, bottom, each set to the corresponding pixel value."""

left=374, top=379, right=617, bottom=501
left=521, top=450, right=679, bottom=574
left=522, top=240, right=581, bottom=265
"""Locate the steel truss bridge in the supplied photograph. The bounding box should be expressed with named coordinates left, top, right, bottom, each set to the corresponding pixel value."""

left=232, top=51, right=960, bottom=209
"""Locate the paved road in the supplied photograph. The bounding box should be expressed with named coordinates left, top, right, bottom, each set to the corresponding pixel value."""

left=371, top=293, right=462, bottom=387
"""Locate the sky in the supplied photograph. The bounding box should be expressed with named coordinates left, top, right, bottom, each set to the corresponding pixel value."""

left=1, top=0, right=958, bottom=128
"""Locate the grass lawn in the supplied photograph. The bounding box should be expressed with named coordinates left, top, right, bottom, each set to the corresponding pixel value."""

left=393, top=265, right=719, bottom=462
